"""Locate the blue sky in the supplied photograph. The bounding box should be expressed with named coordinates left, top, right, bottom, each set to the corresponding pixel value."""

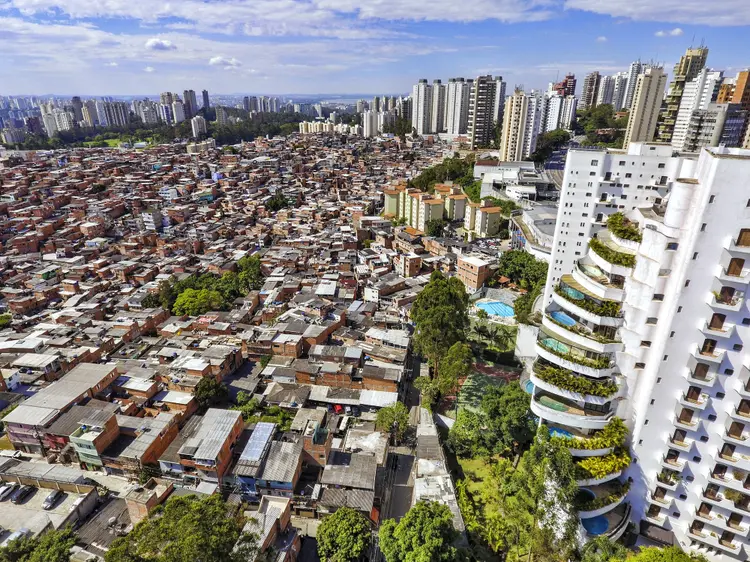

left=1, top=0, right=749, bottom=96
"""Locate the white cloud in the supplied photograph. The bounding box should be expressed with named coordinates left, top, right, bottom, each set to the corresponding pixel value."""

left=145, top=37, right=176, bottom=51
left=596, top=35, right=607, bottom=42
left=564, top=0, right=750, bottom=26
left=144, top=66, right=155, bottom=72
left=655, top=27, right=683, bottom=37
left=209, top=56, right=242, bottom=69
left=105, top=61, right=118, bottom=66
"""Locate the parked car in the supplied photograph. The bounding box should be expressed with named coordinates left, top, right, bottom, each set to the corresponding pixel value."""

left=1, top=529, right=30, bottom=548
left=42, top=489, right=64, bottom=510
left=0, top=483, right=18, bottom=501
left=10, top=485, right=35, bottom=505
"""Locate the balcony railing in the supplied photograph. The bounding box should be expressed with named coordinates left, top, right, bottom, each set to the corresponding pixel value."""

left=710, top=291, right=745, bottom=311
left=695, top=346, right=726, bottom=364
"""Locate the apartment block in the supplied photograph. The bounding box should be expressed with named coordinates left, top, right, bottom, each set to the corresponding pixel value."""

left=531, top=144, right=750, bottom=560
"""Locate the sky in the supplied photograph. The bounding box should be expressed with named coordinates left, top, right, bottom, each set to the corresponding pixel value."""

left=1, top=0, right=750, bottom=97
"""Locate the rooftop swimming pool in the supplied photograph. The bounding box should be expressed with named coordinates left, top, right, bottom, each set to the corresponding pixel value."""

left=476, top=301, right=515, bottom=318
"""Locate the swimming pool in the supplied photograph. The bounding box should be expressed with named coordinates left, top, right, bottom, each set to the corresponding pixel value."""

left=581, top=515, right=609, bottom=536
left=524, top=380, right=534, bottom=394
left=576, top=488, right=596, bottom=504
left=549, top=427, right=573, bottom=439
left=542, top=338, right=570, bottom=354
left=476, top=301, right=515, bottom=317
left=549, top=310, right=576, bottom=327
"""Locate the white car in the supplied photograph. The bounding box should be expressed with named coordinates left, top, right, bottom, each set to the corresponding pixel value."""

left=0, top=484, right=17, bottom=501
left=1, top=529, right=29, bottom=548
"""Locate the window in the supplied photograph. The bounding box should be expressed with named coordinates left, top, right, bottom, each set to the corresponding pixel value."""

left=667, top=242, right=679, bottom=250
left=650, top=399, right=655, bottom=405
left=700, top=223, right=707, bottom=232
left=670, top=331, right=675, bottom=338
left=644, top=420, right=649, bottom=425
left=619, top=161, right=626, bottom=166
left=743, top=318, right=750, bottom=326
left=658, top=163, right=666, bottom=169
left=692, top=252, right=698, bottom=260
left=646, top=317, right=658, bottom=325
left=699, top=436, right=708, bottom=442
left=656, top=377, right=661, bottom=383
left=589, top=171, right=595, bottom=176
left=625, top=173, right=632, bottom=178
left=684, top=280, right=690, bottom=287
left=709, top=195, right=715, bottom=204
left=725, top=368, right=734, bottom=375
left=641, top=341, right=652, bottom=347
left=693, top=456, right=701, bottom=462
left=654, top=294, right=665, bottom=301
left=663, top=355, right=668, bottom=361
left=678, top=306, right=683, bottom=313
left=716, top=392, right=725, bottom=399
left=707, top=414, right=717, bottom=422
left=747, top=198, right=750, bottom=207
left=591, top=159, right=598, bottom=166
left=635, top=363, right=646, bottom=369
left=734, top=344, right=743, bottom=351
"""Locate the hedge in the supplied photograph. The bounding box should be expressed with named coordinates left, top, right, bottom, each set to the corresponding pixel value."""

left=589, top=238, right=636, bottom=268
left=533, top=363, right=618, bottom=398
left=606, top=212, right=642, bottom=242
left=551, top=418, right=627, bottom=451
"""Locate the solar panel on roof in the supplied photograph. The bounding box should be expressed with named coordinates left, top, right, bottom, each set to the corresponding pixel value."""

left=239, top=422, right=275, bottom=463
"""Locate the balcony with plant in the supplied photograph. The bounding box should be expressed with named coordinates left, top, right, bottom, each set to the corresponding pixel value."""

left=555, top=282, right=622, bottom=319
left=550, top=417, right=627, bottom=452
left=532, top=362, right=618, bottom=399
left=606, top=212, right=642, bottom=243
left=536, top=332, right=613, bottom=370
left=544, top=310, right=620, bottom=345
left=589, top=238, right=636, bottom=268
left=575, top=479, right=631, bottom=513
left=575, top=450, right=632, bottom=482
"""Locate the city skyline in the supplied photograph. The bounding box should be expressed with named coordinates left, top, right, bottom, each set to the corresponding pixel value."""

left=2, top=1, right=750, bottom=95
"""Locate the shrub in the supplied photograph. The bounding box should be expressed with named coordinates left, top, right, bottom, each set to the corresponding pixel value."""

left=606, top=212, right=642, bottom=242
left=589, top=238, right=636, bottom=267
left=575, top=480, right=630, bottom=511
left=554, top=285, right=622, bottom=318
left=537, top=337, right=612, bottom=369
left=533, top=363, right=618, bottom=398
left=551, top=418, right=627, bottom=451
left=575, top=450, right=631, bottom=480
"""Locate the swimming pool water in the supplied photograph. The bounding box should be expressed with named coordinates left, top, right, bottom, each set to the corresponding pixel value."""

left=562, top=286, right=585, bottom=300
left=581, top=515, right=609, bottom=536
left=524, top=380, right=534, bottom=394
left=549, top=310, right=576, bottom=327
left=542, top=338, right=570, bottom=354
left=548, top=427, right=573, bottom=439
left=476, top=301, right=515, bottom=317
left=575, top=488, right=596, bottom=503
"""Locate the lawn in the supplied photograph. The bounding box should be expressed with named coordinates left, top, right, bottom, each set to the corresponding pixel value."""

left=83, top=138, right=121, bottom=147
left=458, top=456, right=495, bottom=494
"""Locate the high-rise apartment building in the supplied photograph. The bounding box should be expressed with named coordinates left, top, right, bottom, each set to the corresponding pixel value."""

left=82, top=100, right=98, bottom=127
left=624, top=67, right=668, bottom=148
left=445, top=78, right=471, bottom=136
left=71, top=96, right=83, bottom=123
left=542, top=93, right=578, bottom=132
left=160, top=92, right=174, bottom=106
left=596, top=75, right=615, bottom=107
left=190, top=115, right=207, bottom=138
left=468, top=75, right=505, bottom=149
left=411, top=80, right=432, bottom=136
left=202, top=90, right=210, bottom=110
left=172, top=100, right=186, bottom=124
left=681, top=104, right=731, bottom=152
left=656, top=46, right=710, bottom=143
left=581, top=71, right=601, bottom=110
left=499, top=89, right=537, bottom=161
left=430, top=80, right=446, bottom=134
left=531, top=142, right=750, bottom=561
left=672, top=69, right=724, bottom=151
left=554, top=74, right=577, bottom=97
left=728, top=70, right=750, bottom=111
left=612, top=72, right=629, bottom=111
left=216, top=106, right=228, bottom=126
left=183, top=90, right=197, bottom=119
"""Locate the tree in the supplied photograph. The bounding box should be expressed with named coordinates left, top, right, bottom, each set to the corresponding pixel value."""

left=193, top=376, right=229, bottom=411
left=0, top=313, right=11, bottom=329
left=628, top=547, right=707, bottom=562
left=496, top=250, right=548, bottom=289
left=580, top=536, right=629, bottom=562
left=375, top=402, right=410, bottom=444
left=411, top=270, right=470, bottom=376
left=105, top=494, right=257, bottom=562
left=476, top=309, right=489, bottom=321
left=448, top=409, right=487, bottom=458
left=317, top=507, right=371, bottom=562
left=482, top=383, right=537, bottom=453
left=379, top=501, right=466, bottom=562
left=237, top=254, right=264, bottom=292
left=0, top=527, right=77, bottom=562
left=426, top=218, right=447, bottom=238
left=437, top=342, right=473, bottom=398
left=141, top=293, right=161, bottom=309
left=529, top=129, right=570, bottom=164
left=172, top=288, right=225, bottom=315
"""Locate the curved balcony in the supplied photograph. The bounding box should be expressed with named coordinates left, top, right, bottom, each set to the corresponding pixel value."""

left=582, top=502, right=631, bottom=541
left=542, top=313, right=623, bottom=355
left=530, top=371, right=618, bottom=406
left=535, top=330, right=616, bottom=379
left=531, top=390, right=614, bottom=430
left=588, top=232, right=636, bottom=277
left=577, top=469, right=623, bottom=487
left=573, top=259, right=625, bottom=302
left=553, top=279, right=624, bottom=327
left=548, top=424, right=617, bottom=457
left=577, top=481, right=629, bottom=518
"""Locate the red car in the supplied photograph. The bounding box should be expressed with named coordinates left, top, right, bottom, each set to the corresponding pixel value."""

left=333, top=404, right=343, bottom=414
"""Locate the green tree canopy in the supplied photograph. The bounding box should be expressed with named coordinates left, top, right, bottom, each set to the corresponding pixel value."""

left=579, top=536, right=629, bottom=562
left=482, top=383, right=537, bottom=454
left=496, top=250, right=548, bottom=289
left=375, top=402, right=410, bottom=444
left=172, top=288, right=225, bottom=316
left=628, top=547, right=707, bottom=562
left=316, top=507, right=371, bottom=562
left=105, top=494, right=256, bottom=562
left=0, top=313, right=12, bottom=329
left=530, top=129, right=571, bottom=164
left=379, top=501, right=466, bottom=562
left=426, top=218, right=447, bottom=237
left=0, top=528, right=76, bottom=562
left=193, top=376, right=229, bottom=411
left=411, top=270, right=470, bottom=376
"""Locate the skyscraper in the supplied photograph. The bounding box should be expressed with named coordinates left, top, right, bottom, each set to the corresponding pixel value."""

left=445, top=78, right=471, bottom=135
left=554, top=73, right=576, bottom=97
left=623, top=61, right=644, bottom=111
left=671, top=69, right=724, bottom=151
left=172, top=100, right=186, bottom=124
left=596, top=75, right=614, bottom=106
left=71, top=96, right=83, bottom=123
left=82, top=100, right=98, bottom=127
left=623, top=67, right=668, bottom=148
left=191, top=115, right=207, bottom=138
left=729, top=70, right=750, bottom=110
left=468, top=75, right=504, bottom=149
left=411, top=79, right=432, bottom=136
left=611, top=72, right=629, bottom=112
left=532, top=142, right=750, bottom=562
left=202, top=89, right=210, bottom=110
left=159, top=92, right=174, bottom=106
left=430, top=80, right=446, bottom=134
left=499, top=89, right=541, bottom=161
left=581, top=71, right=600, bottom=110
left=656, top=46, right=709, bottom=143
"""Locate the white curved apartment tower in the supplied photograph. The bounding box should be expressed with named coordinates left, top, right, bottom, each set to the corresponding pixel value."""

left=533, top=143, right=750, bottom=560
